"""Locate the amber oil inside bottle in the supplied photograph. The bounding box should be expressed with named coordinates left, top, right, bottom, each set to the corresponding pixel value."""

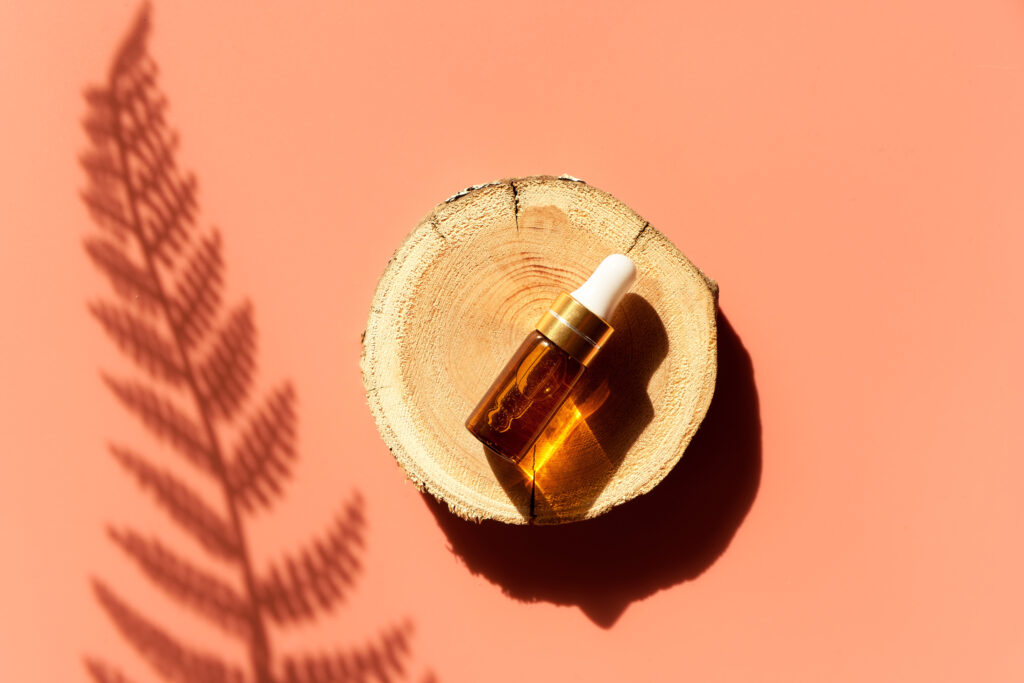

left=465, top=255, right=635, bottom=467
left=465, top=330, right=584, bottom=464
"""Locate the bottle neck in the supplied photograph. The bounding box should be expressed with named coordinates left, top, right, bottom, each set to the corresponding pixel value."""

left=535, top=292, right=614, bottom=366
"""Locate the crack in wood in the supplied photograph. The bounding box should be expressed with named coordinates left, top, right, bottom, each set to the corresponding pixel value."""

left=626, top=221, right=649, bottom=254
left=429, top=219, right=447, bottom=242
left=509, top=180, right=520, bottom=234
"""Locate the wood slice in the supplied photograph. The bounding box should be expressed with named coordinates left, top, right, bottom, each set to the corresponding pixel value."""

left=361, top=175, right=718, bottom=524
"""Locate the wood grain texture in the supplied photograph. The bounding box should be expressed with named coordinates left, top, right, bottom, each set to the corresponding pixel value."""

left=361, top=176, right=718, bottom=524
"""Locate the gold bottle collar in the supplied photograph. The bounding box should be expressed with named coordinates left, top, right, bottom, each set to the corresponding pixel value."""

left=535, top=292, right=613, bottom=366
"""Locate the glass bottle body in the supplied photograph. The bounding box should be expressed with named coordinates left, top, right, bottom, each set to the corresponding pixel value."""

left=466, top=331, right=585, bottom=464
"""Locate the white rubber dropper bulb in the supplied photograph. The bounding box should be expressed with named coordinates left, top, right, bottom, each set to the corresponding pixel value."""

left=571, top=254, right=637, bottom=320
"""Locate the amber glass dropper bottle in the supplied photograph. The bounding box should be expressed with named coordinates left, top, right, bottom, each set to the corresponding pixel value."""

left=466, top=254, right=637, bottom=464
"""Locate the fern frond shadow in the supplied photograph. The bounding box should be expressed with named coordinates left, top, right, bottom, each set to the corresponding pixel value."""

left=108, top=528, right=251, bottom=637
left=229, top=383, right=297, bottom=513
left=110, top=445, right=240, bottom=560
left=257, top=495, right=366, bottom=624
left=92, top=580, right=246, bottom=683
left=85, top=658, right=139, bottom=683
left=82, top=4, right=433, bottom=683
left=279, top=622, right=414, bottom=683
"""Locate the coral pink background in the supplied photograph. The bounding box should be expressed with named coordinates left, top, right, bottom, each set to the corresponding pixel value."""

left=2, top=1, right=1023, bottom=680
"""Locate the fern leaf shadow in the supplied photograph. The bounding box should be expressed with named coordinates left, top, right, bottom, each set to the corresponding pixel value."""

left=85, top=657, right=140, bottom=683
left=425, top=311, right=761, bottom=627
left=81, top=4, right=431, bottom=682
left=279, top=621, right=415, bottom=683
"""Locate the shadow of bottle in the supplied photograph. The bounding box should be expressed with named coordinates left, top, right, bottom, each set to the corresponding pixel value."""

left=425, top=310, right=761, bottom=627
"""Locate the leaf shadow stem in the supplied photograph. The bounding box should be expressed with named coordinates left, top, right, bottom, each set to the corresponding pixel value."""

left=108, top=84, right=273, bottom=683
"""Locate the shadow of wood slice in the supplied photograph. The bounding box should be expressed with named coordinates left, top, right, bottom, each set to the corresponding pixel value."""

left=361, top=175, right=718, bottom=524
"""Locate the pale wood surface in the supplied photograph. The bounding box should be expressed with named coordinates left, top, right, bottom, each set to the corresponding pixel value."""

left=361, top=176, right=718, bottom=524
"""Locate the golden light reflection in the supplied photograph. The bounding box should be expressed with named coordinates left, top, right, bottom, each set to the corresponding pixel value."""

left=522, top=377, right=612, bottom=493
left=533, top=405, right=584, bottom=477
